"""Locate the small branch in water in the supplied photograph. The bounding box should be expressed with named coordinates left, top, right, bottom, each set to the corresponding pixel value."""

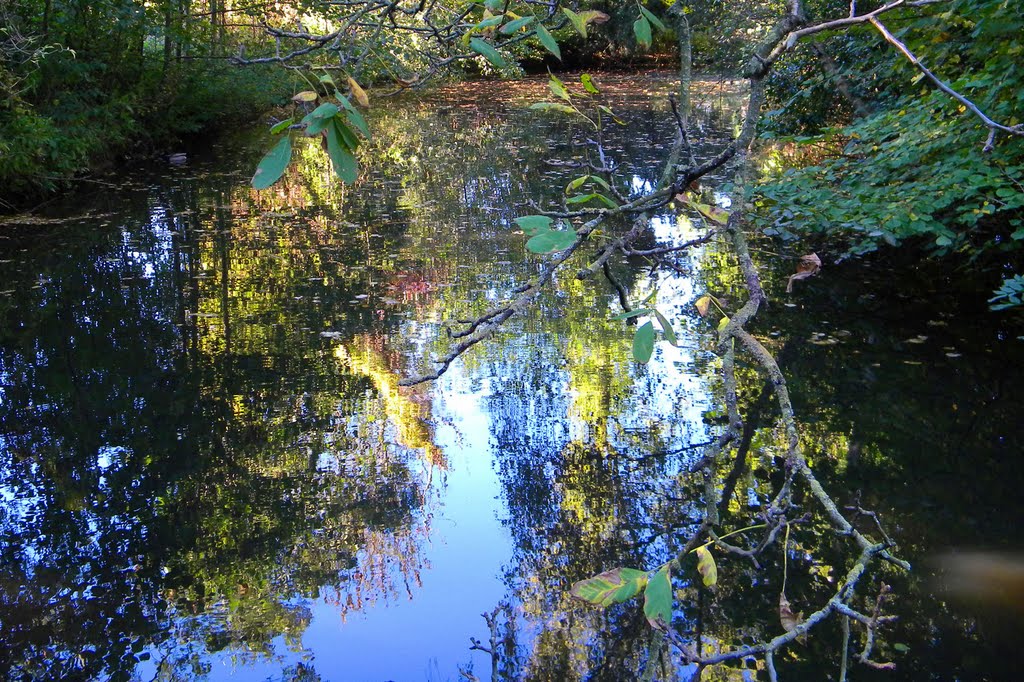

left=668, top=93, right=697, bottom=167
left=602, top=261, right=632, bottom=314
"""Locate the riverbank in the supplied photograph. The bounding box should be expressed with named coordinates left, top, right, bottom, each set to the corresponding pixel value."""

left=0, top=60, right=291, bottom=213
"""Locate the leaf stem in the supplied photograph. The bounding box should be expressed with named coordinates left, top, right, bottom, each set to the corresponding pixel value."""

left=689, top=523, right=768, bottom=554
left=782, top=522, right=790, bottom=594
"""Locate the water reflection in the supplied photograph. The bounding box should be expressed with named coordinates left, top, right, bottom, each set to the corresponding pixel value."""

left=0, top=72, right=1022, bottom=680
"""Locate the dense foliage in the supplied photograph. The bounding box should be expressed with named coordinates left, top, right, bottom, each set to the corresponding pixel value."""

left=0, top=0, right=296, bottom=205
left=756, top=0, right=1024, bottom=303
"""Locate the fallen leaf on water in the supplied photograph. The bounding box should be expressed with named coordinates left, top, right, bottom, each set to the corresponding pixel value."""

left=786, top=253, right=822, bottom=293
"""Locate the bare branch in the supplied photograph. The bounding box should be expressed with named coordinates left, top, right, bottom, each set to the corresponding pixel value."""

left=868, top=16, right=1024, bottom=146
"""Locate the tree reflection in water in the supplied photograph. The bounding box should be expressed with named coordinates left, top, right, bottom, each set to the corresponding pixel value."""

left=0, top=74, right=1022, bottom=680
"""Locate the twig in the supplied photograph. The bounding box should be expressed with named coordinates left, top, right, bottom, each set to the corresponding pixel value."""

left=602, top=261, right=631, bottom=313
left=867, top=16, right=1024, bottom=149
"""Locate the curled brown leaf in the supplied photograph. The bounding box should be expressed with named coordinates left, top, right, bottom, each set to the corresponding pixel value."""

left=779, top=591, right=807, bottom=643
left=786, top=253, right=822, bottom=293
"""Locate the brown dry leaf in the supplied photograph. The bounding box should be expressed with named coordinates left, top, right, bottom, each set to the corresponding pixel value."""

left=786, top=253, right=822, bottom=293
left=348, top=77, right=370, bottom=107
left=779, top=592, right=806, bottom=643
left=694, top=295, right=711, bottom=318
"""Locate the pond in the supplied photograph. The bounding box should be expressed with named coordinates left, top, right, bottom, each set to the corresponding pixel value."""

left=1, top=71, right=1023, bottom=681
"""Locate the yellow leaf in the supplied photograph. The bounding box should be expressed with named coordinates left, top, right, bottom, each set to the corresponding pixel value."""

left=292, top=91, right=318, bottom=103
left=696, top=546, right=717, bottom=588
left=694, top=295, right=711, bottom=318
left=348, top=77, right=370, bottom=108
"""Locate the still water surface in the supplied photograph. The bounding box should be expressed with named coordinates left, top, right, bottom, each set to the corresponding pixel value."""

left=1, top=72, right=1022, bottom=680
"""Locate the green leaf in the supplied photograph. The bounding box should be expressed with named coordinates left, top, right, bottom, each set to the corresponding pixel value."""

left=560, top=9, right=610, bottom=39
left=334, top=118, right=360, bottom=150
left=301, top=102, right=340, bottom=135
left=696, top=546, right=718, bottom=587
left=633, top=16, right=652, bottom=48
left=578, top=10, right=610, bottom=28
left=524, top=228, right=574, bottom=253
left=514, top=215, right=553, bottom=236
left=500, top=15, right=534, bottom=34
left=643, top=566, right=672, bottom=628
left=318, top=73, right=336, bottom=87
left=469, top=38, right=507, bottom=68
left=325, top=120, right=358, bottom=184
left=251, top=135, right=292, bottom=190
left=639, top=6, right=667, bottom=32
left=530, top=101, right=577, bottom=115
left=580, top=73, right=599, bottom=94
left=566, top=175, right=591, bottom=194
left=562, top=8, right=587, bottom=37
left=571, top=567, right=648, bottom=607
left=534, top=23, right=561, bottom=60
left=598, top=105, right=626, bottom=125
left=689, top=200, right=730, bottom=225
left=548, top=74, right=571, bottom=101
left=526, top=228, right=578, bottom=253
left=270, top=117, right=294, bottom=135
left=588, top=175, right=611, bottom=191
left=633, top=321, right=656, bottom=363
left=473, top=15, right=504, bottom=30
left=717, top=316, right=730, bottom=331
left=654, top=310, right=677, bottom=345
left=566, top=193, right=618, bottom=208
left=336, top=94, right=371, bottom=138
left=611, top=307, right=653, bottom=320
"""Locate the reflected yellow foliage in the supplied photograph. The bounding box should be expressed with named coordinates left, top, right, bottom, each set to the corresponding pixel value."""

left=336, top=335, right=446, bottom=469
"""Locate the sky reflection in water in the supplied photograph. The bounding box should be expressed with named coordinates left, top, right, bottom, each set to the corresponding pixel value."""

left=1, top=73, right=1023, bottom=681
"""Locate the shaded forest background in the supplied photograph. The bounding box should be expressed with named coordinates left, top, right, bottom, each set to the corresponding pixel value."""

left=2, top=0, right=1022, bottom=304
